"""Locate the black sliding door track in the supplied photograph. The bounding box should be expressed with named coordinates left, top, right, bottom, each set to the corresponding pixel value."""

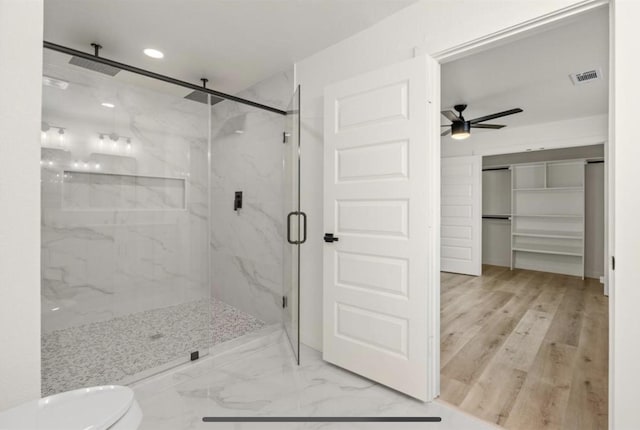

left=43, top=41, right=287, bottom=116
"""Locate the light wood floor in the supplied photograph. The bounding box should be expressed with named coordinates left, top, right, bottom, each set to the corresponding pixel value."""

left=440, top=265, right=608, bottom=430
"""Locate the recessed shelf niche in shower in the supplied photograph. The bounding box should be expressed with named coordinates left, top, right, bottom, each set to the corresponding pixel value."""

left=62, top=171, right=187, bottom=211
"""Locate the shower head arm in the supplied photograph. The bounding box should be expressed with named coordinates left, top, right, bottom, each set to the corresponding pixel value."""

left=90, top=43, right=102, bottom=57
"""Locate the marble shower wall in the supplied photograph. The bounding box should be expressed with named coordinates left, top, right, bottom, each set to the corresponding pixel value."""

left=41, top=50, right=210, bottom=334
left=210, top=69, right=293, bottom=324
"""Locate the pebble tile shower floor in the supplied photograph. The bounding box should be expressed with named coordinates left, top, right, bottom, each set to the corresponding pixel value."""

left=41, top=299, right=265, bottom=396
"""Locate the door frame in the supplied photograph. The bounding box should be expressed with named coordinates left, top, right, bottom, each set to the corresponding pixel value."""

left=430, top=0, right=613, bottom=426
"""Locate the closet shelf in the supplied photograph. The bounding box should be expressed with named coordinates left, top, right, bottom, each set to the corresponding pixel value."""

left=513, top=187, right=583, bottom=191
left=509, top=159, right=586, bottom=278
left=513, top=244, right=583, bottom=257
left=512, top=229, right=583, bottom=239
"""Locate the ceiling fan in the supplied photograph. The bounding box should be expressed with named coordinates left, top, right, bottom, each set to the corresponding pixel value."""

left=441, top=104, right=523, bottom=140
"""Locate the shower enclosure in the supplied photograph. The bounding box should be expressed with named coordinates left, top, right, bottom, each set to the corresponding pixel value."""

left=40, top=45, right=300, bottom=395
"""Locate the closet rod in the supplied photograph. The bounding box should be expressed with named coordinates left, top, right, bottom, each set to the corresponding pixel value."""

left=482, top=166, right=510, bottom=171
left=587, top=160, right=605, bottom=164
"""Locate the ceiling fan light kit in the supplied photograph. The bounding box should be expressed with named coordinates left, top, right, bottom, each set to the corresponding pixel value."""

left=441, top=104, right=523, bottom=140
left=451, top=120, right=471, bottom=140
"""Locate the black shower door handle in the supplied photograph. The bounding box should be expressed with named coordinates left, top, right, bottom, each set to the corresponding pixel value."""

left=287, top=211, right=307, bottom=245
left=299, top=212, right=307, bottom=244
left=287, top=212, right=296, bottom=244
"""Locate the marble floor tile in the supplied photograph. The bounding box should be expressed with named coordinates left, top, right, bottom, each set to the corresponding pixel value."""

left=133, top=331, right=498, bottom=430
left=42, top=298, right=265, bottom=396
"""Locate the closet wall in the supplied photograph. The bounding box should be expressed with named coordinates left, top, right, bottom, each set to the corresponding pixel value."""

left=482, top=169, right=511, bottom=267
left=482, top=144, right=604, bottom=279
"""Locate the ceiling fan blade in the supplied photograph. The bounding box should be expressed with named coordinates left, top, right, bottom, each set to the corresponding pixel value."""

left=471, top=124, right=506, bottom=129
left=441, top=129, right=452, bottom=137
left=469, top=108, right=523, bottom=124
left=441, top=110, right=458, bottom=122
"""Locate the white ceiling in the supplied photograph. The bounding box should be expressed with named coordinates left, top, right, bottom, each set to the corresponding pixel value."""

left=44, top=0, right=416, bottom=99
left=441, top=7, right=609, bottom=139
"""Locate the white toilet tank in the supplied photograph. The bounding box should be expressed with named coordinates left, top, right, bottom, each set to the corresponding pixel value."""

left=0, top=385, right=142, bottom=430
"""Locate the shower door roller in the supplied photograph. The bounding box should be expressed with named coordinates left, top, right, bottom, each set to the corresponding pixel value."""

left=286, top=211, right=307, bottom=244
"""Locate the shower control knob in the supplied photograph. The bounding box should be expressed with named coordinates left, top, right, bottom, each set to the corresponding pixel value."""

left=324, top=233, right=339, bottom=243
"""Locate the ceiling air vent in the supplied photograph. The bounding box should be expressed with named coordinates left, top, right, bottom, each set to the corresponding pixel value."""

left=569, top=68, right=602, bottom=85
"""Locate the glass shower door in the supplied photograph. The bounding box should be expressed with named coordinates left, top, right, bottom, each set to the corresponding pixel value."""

left=283, top=86, right=301, bottom=363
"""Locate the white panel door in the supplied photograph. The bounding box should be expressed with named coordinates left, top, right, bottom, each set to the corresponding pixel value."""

left=441, top=156, right=482, bottom=276
left=323, top=55, right=440, bottom=401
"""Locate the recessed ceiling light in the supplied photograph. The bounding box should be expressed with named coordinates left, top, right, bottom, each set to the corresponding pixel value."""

left=101, top=102, right=115, bottom=108
left=143, top=48, right=164, bottom=59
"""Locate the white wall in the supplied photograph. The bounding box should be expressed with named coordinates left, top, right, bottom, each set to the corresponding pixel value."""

left=611, top=1, right=640, bottom=429
left=482, top=219, right=511, bottom=266
left=585, top=162, right=605, bottom=278
left=481, top=169, right=511, bottom=267
left=295, top=0, right=595, bottom=352
left=0, top=0, right=43, bottom=409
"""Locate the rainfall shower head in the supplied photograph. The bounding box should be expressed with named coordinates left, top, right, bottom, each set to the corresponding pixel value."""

left=185, top=77, right=224, bottom=106
left=68, top=43, right=120, bottom=76
left=184, top=90, right=225, bottom=106
left=68, top=56, right=121, bottom=76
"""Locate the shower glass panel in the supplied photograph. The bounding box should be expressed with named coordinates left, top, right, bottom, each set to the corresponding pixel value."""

left=209, top=86, right=288, bottom=344
left=283, top=86, right=301, bottom=363
left=40, top=49, right=211, bottom=396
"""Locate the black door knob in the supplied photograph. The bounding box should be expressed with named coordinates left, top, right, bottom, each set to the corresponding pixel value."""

left=324, top=233, right=339, bottom=243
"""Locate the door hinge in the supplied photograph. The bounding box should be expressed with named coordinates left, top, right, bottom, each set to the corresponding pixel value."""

left=612, top=256, right=615, bottom=271
left=282, top=296, right=287, bottom=308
